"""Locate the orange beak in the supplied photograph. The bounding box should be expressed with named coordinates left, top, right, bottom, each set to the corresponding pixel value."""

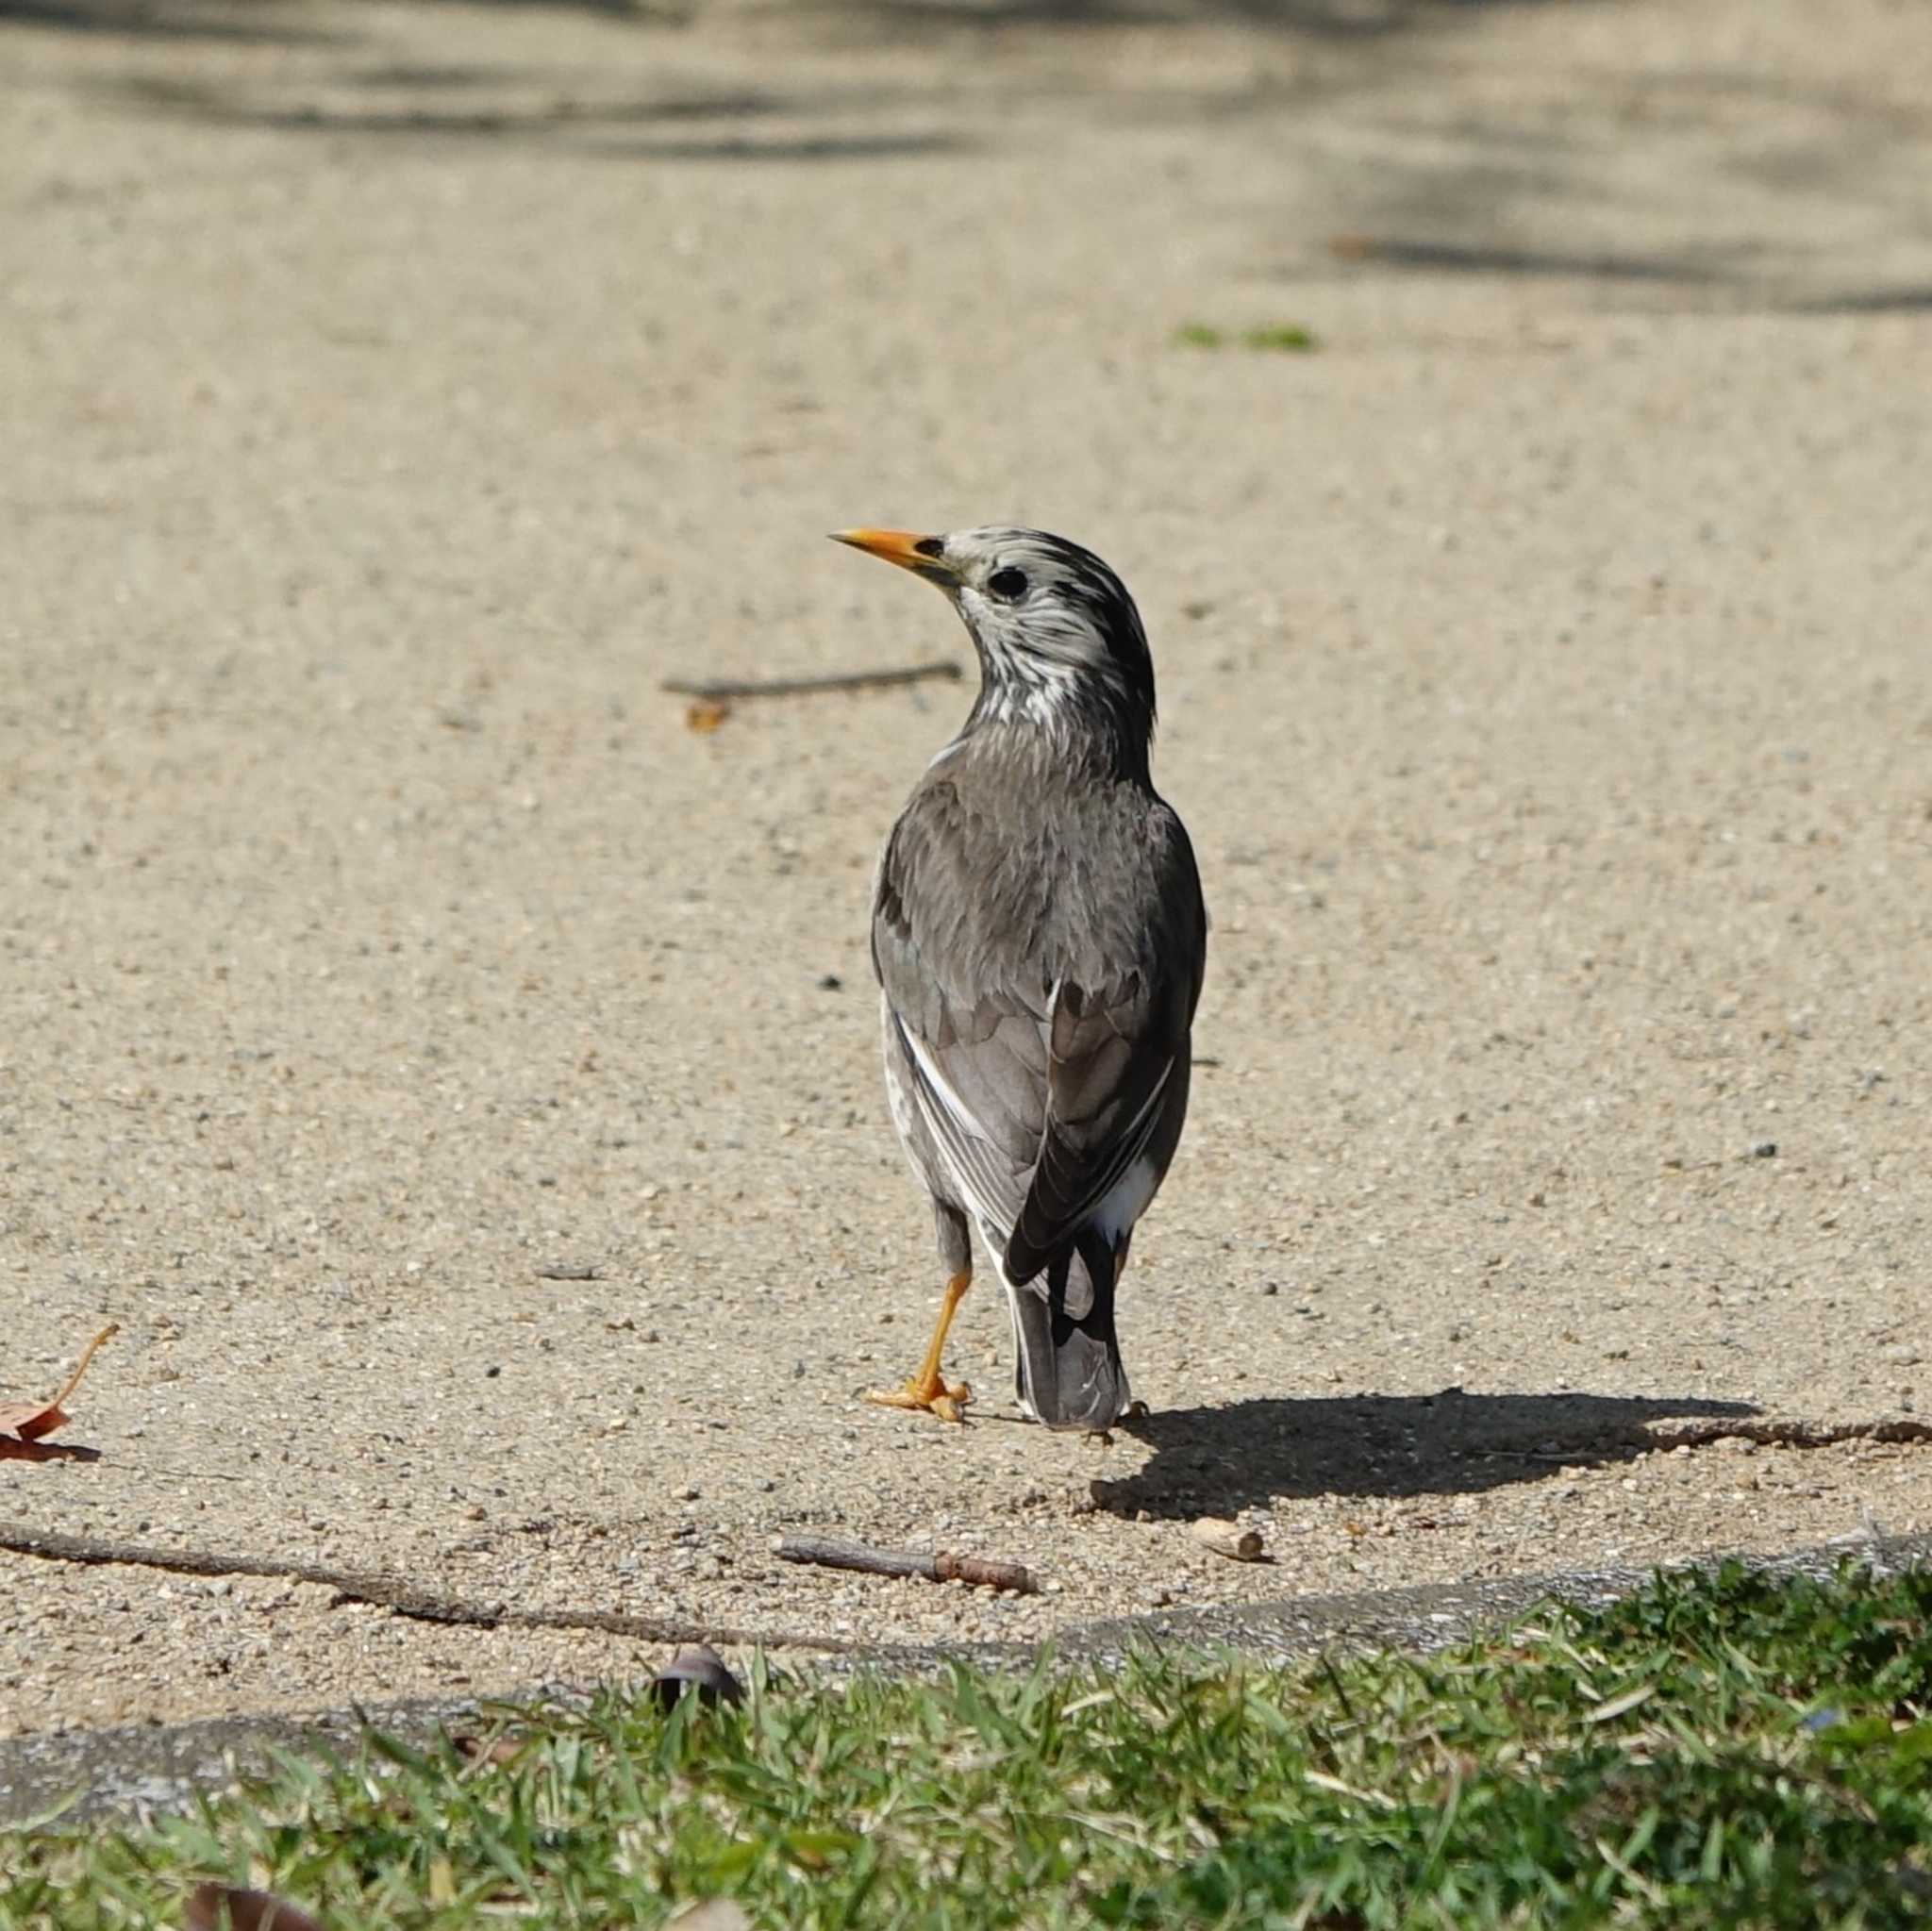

left=830, top=528, right=956, bottom=583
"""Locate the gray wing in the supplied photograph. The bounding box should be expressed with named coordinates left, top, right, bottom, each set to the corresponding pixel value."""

left=1005, top=960, right=1193, bottom=1282
left=873, top=780, right=1206, bottom=1278
left=872, top=781, right=1047, bottom=1237
left=1007, top=802, right=1204, bottom=1280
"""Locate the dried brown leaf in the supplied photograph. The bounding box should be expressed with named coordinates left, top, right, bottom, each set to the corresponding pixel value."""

left=0, top=1323, right=119, bottom=1441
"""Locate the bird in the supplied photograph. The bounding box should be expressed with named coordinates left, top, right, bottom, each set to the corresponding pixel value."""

left=834, top=525, right=1208, bottom=1432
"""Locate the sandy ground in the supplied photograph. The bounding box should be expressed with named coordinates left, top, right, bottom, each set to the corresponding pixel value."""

left=4, top=0, right=1932, bottom=1741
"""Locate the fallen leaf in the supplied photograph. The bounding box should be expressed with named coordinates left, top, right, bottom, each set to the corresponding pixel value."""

left=0, top=1323, right=119, bottom=1441
left=185, top=1883, right=325, bottom=1931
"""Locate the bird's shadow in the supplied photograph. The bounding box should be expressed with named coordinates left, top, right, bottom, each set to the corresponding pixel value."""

left=1097, top=1388, right=1757, bottom=1520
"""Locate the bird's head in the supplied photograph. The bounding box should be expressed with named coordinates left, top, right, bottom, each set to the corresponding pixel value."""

left=834, top=524, right=1157, bottom=762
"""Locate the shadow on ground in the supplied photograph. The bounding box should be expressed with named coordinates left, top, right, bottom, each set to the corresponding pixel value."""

left=107, top=70, right=978, bottom=159
left=34, top=0, right=1553, bottom=157
left=0, top=0, right=349, bottom=40
left=838, top=0, right=1556, bottom=31
left=1098, top=1387, right=1757, bottom=1519
left=11, top=0, right=1584, bottom=164
left=4, top=0, right=1561, bottom=38
left=1293, top=59, right=1932, bottom=315
left=23, top=0, right=1929, bottom=310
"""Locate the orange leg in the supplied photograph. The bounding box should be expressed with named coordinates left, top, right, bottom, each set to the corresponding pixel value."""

left=866, top=1270, right=974, bottom=1423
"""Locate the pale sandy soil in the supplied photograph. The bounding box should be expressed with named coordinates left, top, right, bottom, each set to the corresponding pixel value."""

left=4, top=0, right=1932, bottom=1740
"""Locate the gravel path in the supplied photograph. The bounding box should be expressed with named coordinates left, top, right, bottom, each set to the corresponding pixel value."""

left=5, top=0, right=1932, bottom=1740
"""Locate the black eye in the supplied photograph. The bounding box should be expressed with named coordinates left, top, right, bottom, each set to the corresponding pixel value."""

left=987, top=566, right=1029, bottom=601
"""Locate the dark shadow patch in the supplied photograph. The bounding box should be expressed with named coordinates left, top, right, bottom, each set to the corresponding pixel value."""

left=1095, top=1386, right=1758, bottom=1519
left=6, top=0, right=1559, bottom=43
left=1293, top=58, right=1932, bottom=315
left=103, top=72, right=972, bottom=159
left=1325, top=236, right=1731, bottom=285
left=836, top=0, right=1561, bottom=37
left=590, top=129, right=974, bottom=162
left=1795, top=286, right=1932, bottom=316
left=3, top=0, right=681, bottom=28
left=0, top=0, right=347, bottom=43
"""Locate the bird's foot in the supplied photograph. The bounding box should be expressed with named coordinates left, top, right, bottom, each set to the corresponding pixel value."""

left=1081, top=1400, right=1146, bottom=1447
left=866, top=1373, right=974, bottom=1424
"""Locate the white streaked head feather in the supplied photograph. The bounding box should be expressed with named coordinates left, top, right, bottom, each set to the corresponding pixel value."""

left=927, top=526, right=1157, bottom=743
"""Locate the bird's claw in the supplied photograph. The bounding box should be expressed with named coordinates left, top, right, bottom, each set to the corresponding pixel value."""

left=866, top=1376, right=974, bottom=1423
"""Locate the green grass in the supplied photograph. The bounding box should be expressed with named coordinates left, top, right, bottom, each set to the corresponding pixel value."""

left=6, top=1560, right=1932, bottom=1928
left=1174, top=321, right=1320, bottom=353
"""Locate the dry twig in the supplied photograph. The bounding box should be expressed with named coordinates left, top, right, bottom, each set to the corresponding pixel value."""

left=774, top=1533, right=1040, bottom=1594
left=0, top=1522, right=880, bottom=1654
left=663, top=660, right=961, bottom=703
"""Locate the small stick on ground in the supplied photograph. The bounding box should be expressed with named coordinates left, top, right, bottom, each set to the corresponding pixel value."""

left=0, top=1522, right=891, bottom=1655
left=663, top=660, right=962, bottom=703
left=774, top=1534, right=1040, bottom=1594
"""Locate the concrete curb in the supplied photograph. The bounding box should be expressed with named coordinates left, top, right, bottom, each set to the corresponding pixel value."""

left=7, top=1527, right=1927, bottom=1831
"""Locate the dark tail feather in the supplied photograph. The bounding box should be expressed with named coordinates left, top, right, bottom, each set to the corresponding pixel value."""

left=1007, top=1231, right=1127, bottom=1431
